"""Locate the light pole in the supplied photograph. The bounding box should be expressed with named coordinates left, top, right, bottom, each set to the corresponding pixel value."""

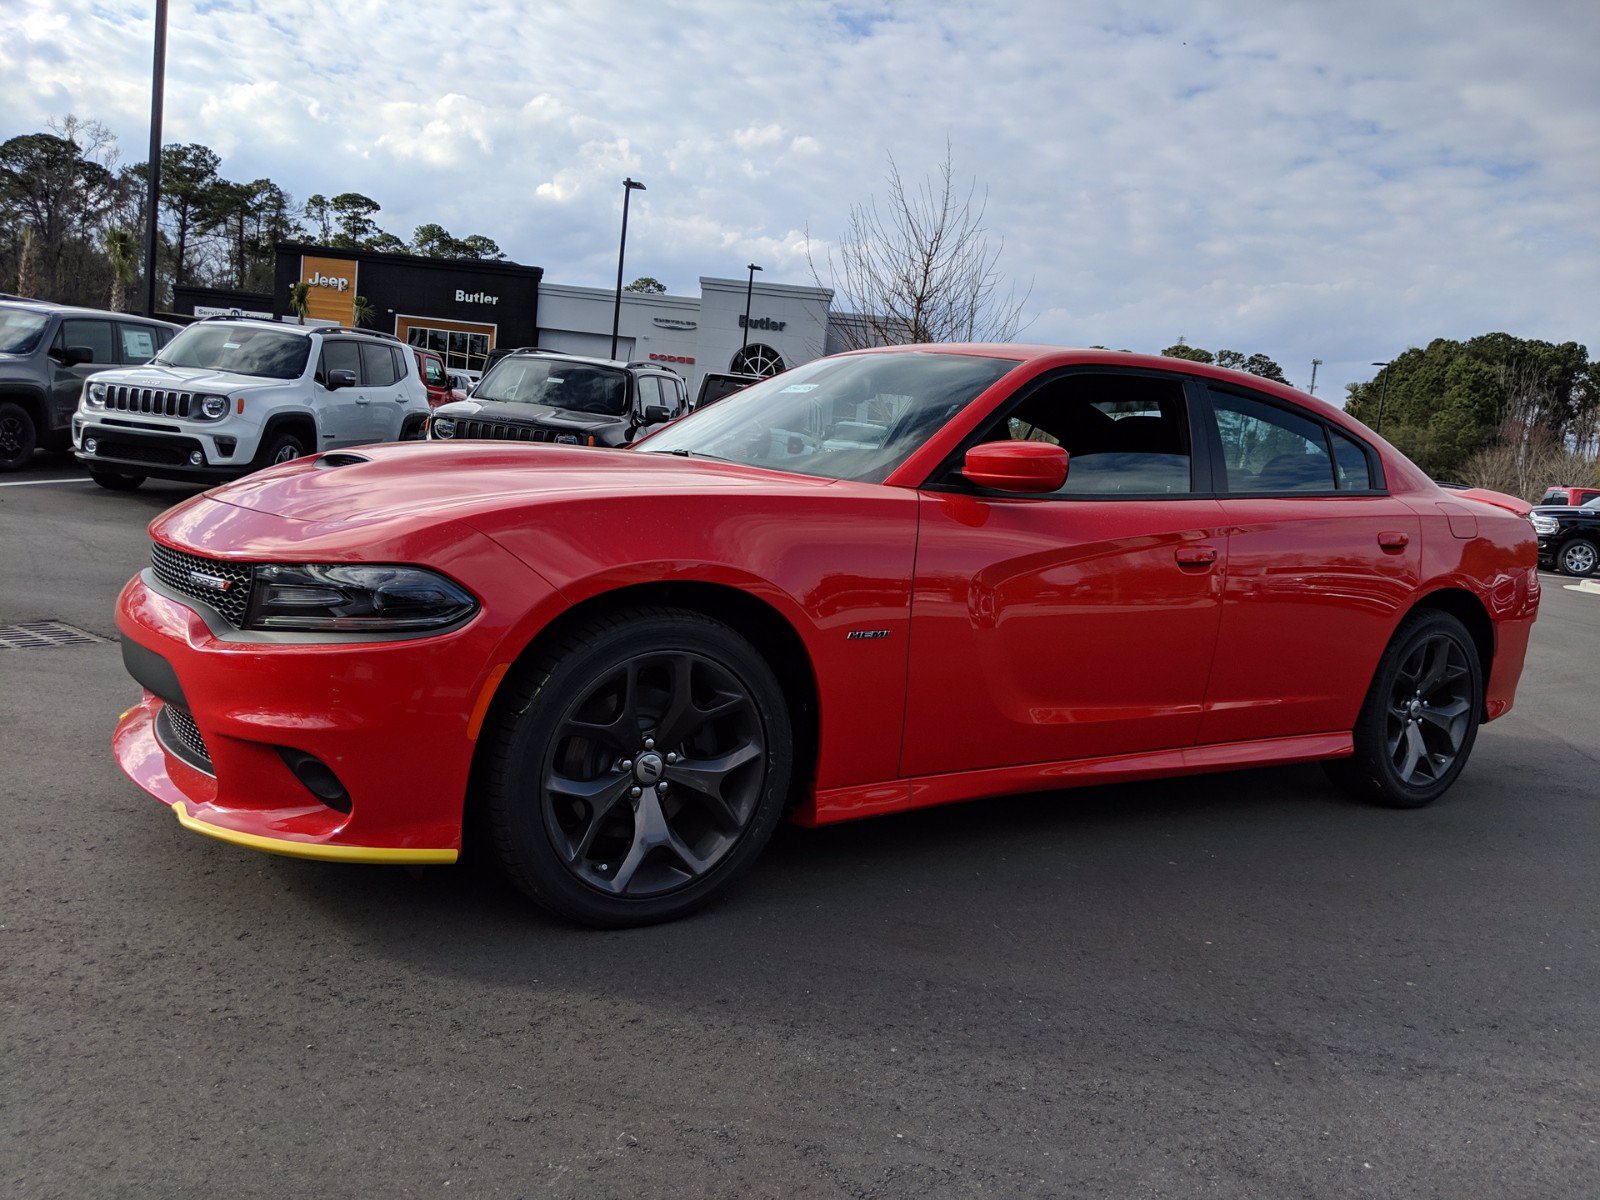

left=1371, top=361, right=1391, bottom=432
left=741, top=263, right=763, bottom=353
left=1308, top=358, right=1322, bottom=396
left=142, top=0, right=169, bottom=317
left=610, top=177, right=645, bottom=360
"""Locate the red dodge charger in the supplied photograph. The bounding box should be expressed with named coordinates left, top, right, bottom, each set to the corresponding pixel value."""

left=113, top=346, right=1540, bottom=925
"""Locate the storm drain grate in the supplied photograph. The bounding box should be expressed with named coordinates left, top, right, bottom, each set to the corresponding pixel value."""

left=0, top=621, right=108, bottom=650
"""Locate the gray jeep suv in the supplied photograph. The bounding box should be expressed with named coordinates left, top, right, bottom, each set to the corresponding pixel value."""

left=0, top=300, right=180, bottom=471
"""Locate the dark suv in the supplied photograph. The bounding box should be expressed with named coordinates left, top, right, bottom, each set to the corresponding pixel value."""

left=0, top=300, right=180, bottom=470
left=1530, top=496, right=1600, bottom=576
left=426, top=351, right=688, bottom=447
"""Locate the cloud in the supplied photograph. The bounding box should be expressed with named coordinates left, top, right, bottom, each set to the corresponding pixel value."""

left=5, top=0, right=1598, bottom=394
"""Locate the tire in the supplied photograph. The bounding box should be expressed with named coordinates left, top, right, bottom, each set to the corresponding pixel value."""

left=1324, top=609, right=1483, bottom=808
left=252, top=429, right=309, bottom=471
left=90, top=468, right=145, bottom=491
left=482, top=605, right=793, bottom=927
left=1557, top=538, right=1598, bottom=577
left=0, top=401, right=38, bottom=472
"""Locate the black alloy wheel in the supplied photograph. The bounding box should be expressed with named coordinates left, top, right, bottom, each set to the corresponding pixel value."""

left=1558, top=538, right=1598, bottom=577
left=0, top=402, right=37, bottom=471
left=483, top=606, right=793, bottom=926
left=1325, top=609, right=1483, bottom=808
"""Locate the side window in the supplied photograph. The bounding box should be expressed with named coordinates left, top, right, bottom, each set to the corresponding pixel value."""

left=1330, top=427, right=1375, bottom=490
left=118, top=323, right=158, bottom=363
left=422, top=355, right=447, bottom=387
left=58, top=319, right=117, bottom=364
left=673, top=376, right=688, bottom=412
left=1210, top=390, right=1336, bottom=493
left=361, top=342, right=399, bottom=387
left=320, top=340, right=361, bottom=384
left=977, top=373, right=1192, bottom=495
left=155, top=326, right=176, bottom=349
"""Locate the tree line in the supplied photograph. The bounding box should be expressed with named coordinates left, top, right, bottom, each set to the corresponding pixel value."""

left=0, top=115, right=505, bottom=312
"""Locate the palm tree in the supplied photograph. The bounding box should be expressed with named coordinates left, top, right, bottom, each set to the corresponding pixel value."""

left=352, top=293, right=375, bottom=328
left=288, top=280, right=310, bottom=324
left=105, top=228, right=139, bottom=312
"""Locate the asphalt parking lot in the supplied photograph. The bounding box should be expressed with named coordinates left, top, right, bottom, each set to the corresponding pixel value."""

left=3, top=459, right=1597, bottom=1199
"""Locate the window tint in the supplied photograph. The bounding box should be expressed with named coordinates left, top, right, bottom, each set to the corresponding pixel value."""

left=321, top=340, right=361, bottom=383
left=360, top=341, right=399, bottom=386
left=977, top=373, right=1192, bottom=494
left=1210, top=390, right=1335, bottom=493
left=118, top=323, right=158, bottom=363
left=155, top=326, right=175, bottom=348
left=58, top=319, right=116, bottom=364
left=1330, top=427, right=1374, bottom=490
left=421, top=354, right=447, bottom=387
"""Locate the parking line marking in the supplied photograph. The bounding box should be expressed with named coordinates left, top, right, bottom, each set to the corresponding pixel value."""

left=0, top=478, right=94, bottom=487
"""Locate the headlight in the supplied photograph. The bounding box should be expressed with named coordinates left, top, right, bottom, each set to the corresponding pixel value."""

left=246, top=564, right=478, bottom=632
left=554, top=433, right=580, bottom=445
left=85, top=382, right=107, bottom=408
left=1530, top=515, right=1558, bottom=534
left=195, top=393, right=230, bottom=420
left=431, top=418, right=455, bottom=439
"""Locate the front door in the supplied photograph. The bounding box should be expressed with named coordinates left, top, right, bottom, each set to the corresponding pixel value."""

left=901, top=370, right=1228, bottom=777
left=51, top=317, right=119, bottom=429
left=314, top=338, right=368, bottom=448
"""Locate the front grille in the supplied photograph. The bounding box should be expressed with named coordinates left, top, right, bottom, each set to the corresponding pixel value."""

left=163, top=704, right=211, bottom=763
left=453, top=419, right=556, bottom=442
left=150, top=543, right=254, bottom=628
left=99, top=437, right=191, bottom=466
left=106, top=384, right=195, bottom=418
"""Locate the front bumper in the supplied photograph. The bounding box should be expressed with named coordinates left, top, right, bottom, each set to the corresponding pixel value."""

left=112, top=571, right=502, bottom=862
left=75, top=419, right=245, bottom=480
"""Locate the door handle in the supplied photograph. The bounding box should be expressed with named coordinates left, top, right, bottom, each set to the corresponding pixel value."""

left=354, top=396, right=371, bottom=405
left=1174, top=546, right=1218, bottom=567
left=1377, top=531, right=1409, bottom=551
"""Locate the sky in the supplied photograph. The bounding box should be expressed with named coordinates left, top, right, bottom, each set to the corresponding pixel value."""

left=6, top=0, right=1598, bottom=396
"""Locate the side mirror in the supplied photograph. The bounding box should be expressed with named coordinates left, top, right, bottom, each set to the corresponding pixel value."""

left=326, top=369, right=358, bottom=391
left=643, top=404, right=672, bottom=424
left=961, top=442, right=1069, bottom=493
left=57, top=345, right=94, bottom=366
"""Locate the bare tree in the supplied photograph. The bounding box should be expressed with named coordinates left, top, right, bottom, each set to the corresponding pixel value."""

left=812, top=145, right=1030, bottom=349
left=1461, top=421, right=1599, bottom=500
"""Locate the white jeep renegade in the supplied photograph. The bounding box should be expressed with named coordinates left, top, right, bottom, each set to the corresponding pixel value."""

left=72, top=317, right=430, bottom=490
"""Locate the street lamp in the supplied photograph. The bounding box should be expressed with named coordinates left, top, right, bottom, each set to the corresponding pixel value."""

left=1371, top=361, right=1391, bottom=433
left=142, top=0, right=169, bottom=317
left=610, top=177, right=646, bottom=360
left=741, top=263, right=763, bottom=353
left=1308, top=358, right=1322, bottom=396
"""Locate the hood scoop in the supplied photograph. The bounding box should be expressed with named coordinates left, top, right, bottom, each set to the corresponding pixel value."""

left=315, top=451, right=372, bottom=470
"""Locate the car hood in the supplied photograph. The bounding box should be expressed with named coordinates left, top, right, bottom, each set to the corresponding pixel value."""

left=86, top=363, right=287, bottom=391
left=433, top=398, right=624, bottom=430
left=199, top=440, right=834, bottom=529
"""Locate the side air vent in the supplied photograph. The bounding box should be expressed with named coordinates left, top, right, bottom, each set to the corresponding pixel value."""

left=316, top=452, right=371, bottom=469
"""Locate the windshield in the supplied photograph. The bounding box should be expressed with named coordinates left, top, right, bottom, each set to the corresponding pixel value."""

left=638, top=351, right=1020, bottom=483
left=152, top=324, right=310, bottom=380
left=474, top=357, right=629, bottom=415
left=0, top=309, right=50, bottom=355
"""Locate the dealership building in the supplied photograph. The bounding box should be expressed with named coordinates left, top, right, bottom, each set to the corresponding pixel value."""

left=173, top=243, right=836, bottom=392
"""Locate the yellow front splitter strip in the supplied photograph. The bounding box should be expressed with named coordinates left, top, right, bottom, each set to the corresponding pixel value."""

left=171, top=802, right=458, bottom=865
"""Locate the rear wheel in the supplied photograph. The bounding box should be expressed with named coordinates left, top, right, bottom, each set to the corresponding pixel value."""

left=0, top=401, right=37, bottom=471
left=482, top=606, right=793, bottom=927
left=1324, top=609, right=1482, bottom=808
left=1557, top=538, right=1598, bottom=577
left=90, top=468, right=145, bottom=491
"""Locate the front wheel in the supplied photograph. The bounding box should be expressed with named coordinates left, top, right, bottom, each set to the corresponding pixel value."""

left=1557, top=538, right=1598, bottom=577
left=482, top=606, right=793, bottom=927
left=1324, top=609, right=1483, bottom=808
left=90, top=468, right=145, bottom=491
left=0, top=401, right=37, bottom=471
left=252, top=430, right=308, bottom=470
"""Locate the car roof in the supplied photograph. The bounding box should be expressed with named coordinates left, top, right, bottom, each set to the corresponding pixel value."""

left=503, top=349, right=631, bottom=370
left=0, top=298, right=176, bottom=325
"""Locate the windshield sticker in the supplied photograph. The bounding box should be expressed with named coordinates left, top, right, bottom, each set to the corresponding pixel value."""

left=223, top=342, right=241, bottom=349
left=779, top=383, right=819, bottom=393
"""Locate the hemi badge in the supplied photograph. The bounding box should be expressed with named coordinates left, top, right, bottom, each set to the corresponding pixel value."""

left=188, top=571, right=234, bottom=593
left=845, top=629, right=890, bottom=641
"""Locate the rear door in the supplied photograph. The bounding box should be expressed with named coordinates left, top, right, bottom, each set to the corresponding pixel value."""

left=358, top=342, right=408, bottom=441
left=1195, top=384, right=1421, bottom=744
left=902, top=368, right=1228, bottom=776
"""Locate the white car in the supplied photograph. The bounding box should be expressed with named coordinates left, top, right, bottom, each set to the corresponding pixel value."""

left=72, top=317, right=430, bottom=490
